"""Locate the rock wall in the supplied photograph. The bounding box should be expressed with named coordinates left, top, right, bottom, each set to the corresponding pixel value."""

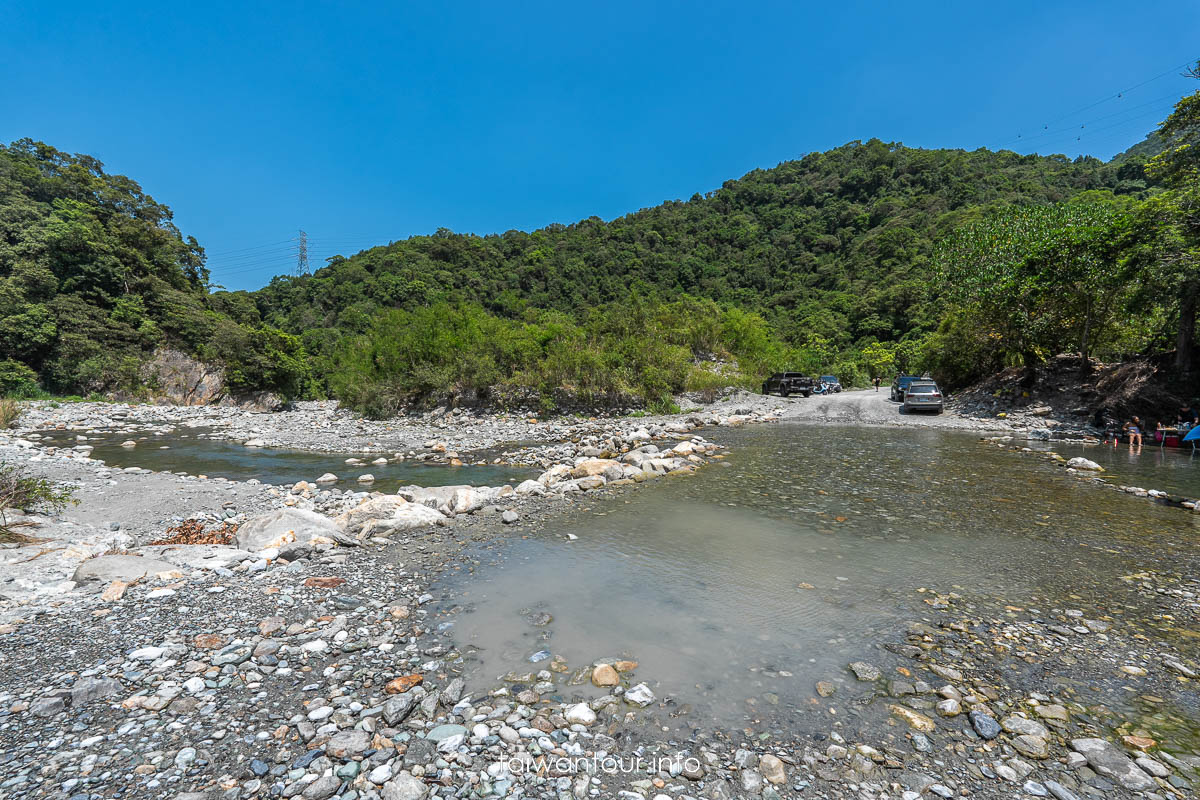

left=140, top=349, right=283, bottom=411
left=141, top=348, right=226, bottom=406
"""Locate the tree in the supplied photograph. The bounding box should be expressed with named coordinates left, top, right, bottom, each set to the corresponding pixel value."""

left=860, top=341, right=895, bottom=379
left=934, top=201, right=1127, bottom=374
left=1144, top=61, right=1200, bottom=370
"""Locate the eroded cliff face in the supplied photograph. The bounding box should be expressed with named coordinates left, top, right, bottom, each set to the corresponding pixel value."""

left=139, top=349, right=282, bottom=411
left=141, top=349, right=224, bottom=405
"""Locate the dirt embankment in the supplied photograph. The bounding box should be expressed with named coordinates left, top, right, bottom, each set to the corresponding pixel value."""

left=948, top=354, right=1200, bottom=430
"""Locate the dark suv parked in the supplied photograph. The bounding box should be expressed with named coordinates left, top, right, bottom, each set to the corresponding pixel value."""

left=762, top=372, right=816, bottom=398
left=889, top=375, right=924, bottom=402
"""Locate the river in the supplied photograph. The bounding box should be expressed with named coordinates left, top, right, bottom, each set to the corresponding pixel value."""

left=434, top=423, right=1200, bottom=732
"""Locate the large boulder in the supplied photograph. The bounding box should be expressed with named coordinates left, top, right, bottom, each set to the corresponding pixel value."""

left=569, top=459, right=623, bottom=481
left=450, top=485, right=512, bottom=515
left=234, top=508, right=348, bottom=552
left=335, top=495, right=409, bottom=534
left=537, top=465, right=572, bottom=487
left=361, top=504, right=448, bottom=537
left=73, top=555, right=182, bottom=589
left=397, top=485, right=470, bottom=514
left=137, top=544, right=254, bottom=571
left=450, top=487, right=489, bottom=515
left=1066, top=457, right=1103, bottom=472
left=515, top=479, right=544, bottom=496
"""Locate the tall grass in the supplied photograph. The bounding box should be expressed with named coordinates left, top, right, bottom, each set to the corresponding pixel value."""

left=0, top=399, right=20, bottom=429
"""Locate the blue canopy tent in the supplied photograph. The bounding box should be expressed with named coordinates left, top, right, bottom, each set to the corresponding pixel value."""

left=1183, top=426, right=1200, bottom=451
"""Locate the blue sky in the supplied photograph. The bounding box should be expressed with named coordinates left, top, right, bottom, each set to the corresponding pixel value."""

left=3, top=1, right=1197, bottom=290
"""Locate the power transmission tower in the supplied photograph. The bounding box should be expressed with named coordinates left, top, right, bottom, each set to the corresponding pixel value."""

left=296, top=230, right=309, bottom=276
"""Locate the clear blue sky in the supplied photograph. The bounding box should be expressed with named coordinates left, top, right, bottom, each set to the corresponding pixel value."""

left=2, top=1, right=1197, bottom=290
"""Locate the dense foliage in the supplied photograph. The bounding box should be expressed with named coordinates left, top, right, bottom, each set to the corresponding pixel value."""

left=239, top=139, right=1154, bottom=408
left=5, top=102, right=1198, bottom=412
left=930, top=70, right=1200, bottom=386
left=0, top=140, right=308, bottom=398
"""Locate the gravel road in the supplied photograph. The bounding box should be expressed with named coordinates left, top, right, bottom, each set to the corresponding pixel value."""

left=763, top=388, right=1009, bottom=430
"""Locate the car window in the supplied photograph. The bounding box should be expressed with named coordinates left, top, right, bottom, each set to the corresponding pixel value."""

left=907, top=384, right=938, bottom=393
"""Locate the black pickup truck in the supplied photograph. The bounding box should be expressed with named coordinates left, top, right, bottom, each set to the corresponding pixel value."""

left=761, top=372, right=816, bottom=397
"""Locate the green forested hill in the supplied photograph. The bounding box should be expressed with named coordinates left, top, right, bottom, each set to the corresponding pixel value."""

left=0, top=139, right=307, bottom=398
left=252, top=141, right=1148, bottom=352
left=0, top=134, right=1178, bottom=413
left=226, top=139, right=1159, bottom=413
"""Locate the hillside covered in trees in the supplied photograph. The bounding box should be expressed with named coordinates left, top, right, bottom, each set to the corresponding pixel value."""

left=3, top=80, right=1198, bottom=416
left=0, top=139, right=308, bottom=399
left=232, top=137, right=1161, bottom=413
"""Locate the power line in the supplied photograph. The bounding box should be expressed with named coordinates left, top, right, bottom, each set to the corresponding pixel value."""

left=1041, top=58, right=1195, bottom=126
left=998, top=56, right=1197, bottom=149
left=204, top=238, right=297, bottom=257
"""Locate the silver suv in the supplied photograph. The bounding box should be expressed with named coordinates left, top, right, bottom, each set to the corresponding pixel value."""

left=900, top=381, right=943, bottom=414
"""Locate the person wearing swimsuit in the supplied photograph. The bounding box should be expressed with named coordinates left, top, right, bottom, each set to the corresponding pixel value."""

left=1123, top=416, right=1143, bottom=448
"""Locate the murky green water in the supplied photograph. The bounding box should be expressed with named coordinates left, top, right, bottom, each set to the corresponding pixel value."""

left=437, top=424, right=1200, bottom=727
left=44, top=431, right=537, bottom=492
left=1030, top=438, right=1200, bottom=497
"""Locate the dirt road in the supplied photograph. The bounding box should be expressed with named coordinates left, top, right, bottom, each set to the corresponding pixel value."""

left=764, top=388, right=1004, bottom=431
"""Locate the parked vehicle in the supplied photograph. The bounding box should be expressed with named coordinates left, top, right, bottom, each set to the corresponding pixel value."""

left=818, top=375, right=842, bottom=393
left=900, top=381, right=944, bottom=414
left=761, top=372, right=816, bottom=397
left=889, top=375, right=923, bottom=402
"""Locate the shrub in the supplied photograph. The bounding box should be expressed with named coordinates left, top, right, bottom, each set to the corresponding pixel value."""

left=0, top=399, right=19, bottom=428
left=0, top=360, right=40, bottom=398
left=0, top=462, right=76, bottom=540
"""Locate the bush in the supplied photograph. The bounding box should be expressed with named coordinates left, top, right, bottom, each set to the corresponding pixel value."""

left=0, top=360, right=41, bottom=398
left=210, top=322, right=311, bottom=397
left=0, top=461, right=76, bottom=539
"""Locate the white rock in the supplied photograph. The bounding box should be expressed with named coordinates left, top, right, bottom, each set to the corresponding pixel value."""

left=515, top=479, right=544, bottom=496
left=368, top=764, right=393, bottom=784
left=624, top=683, right=655, bottom=707
left=129, top=646, right=165, bottom=661
left=564, top=703, right=597, bottom=725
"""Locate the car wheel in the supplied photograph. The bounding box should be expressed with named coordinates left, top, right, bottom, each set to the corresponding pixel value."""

left=781, top=390, right=789, bottom=398
left=803, top=391, right=811, bottom=397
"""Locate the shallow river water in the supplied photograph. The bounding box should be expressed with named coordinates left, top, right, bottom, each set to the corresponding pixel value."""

left=43, top=431, right=537, bottom=492
left=436, top=423, right=1200, bottom=726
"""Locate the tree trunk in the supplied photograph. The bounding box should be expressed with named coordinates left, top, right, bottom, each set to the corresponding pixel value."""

left=1080, top=297, right=1092, bottom=376
left=1178, top=288, right=1198, bottom=373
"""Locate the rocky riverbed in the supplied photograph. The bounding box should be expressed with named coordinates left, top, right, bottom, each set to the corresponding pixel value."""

left=1, top=399, right=1197, bottom=800
left=8, top=388, right=1072, bottom=463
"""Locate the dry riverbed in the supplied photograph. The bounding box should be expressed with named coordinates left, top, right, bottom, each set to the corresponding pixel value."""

left=0, top=396, right=1196, bottom=800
